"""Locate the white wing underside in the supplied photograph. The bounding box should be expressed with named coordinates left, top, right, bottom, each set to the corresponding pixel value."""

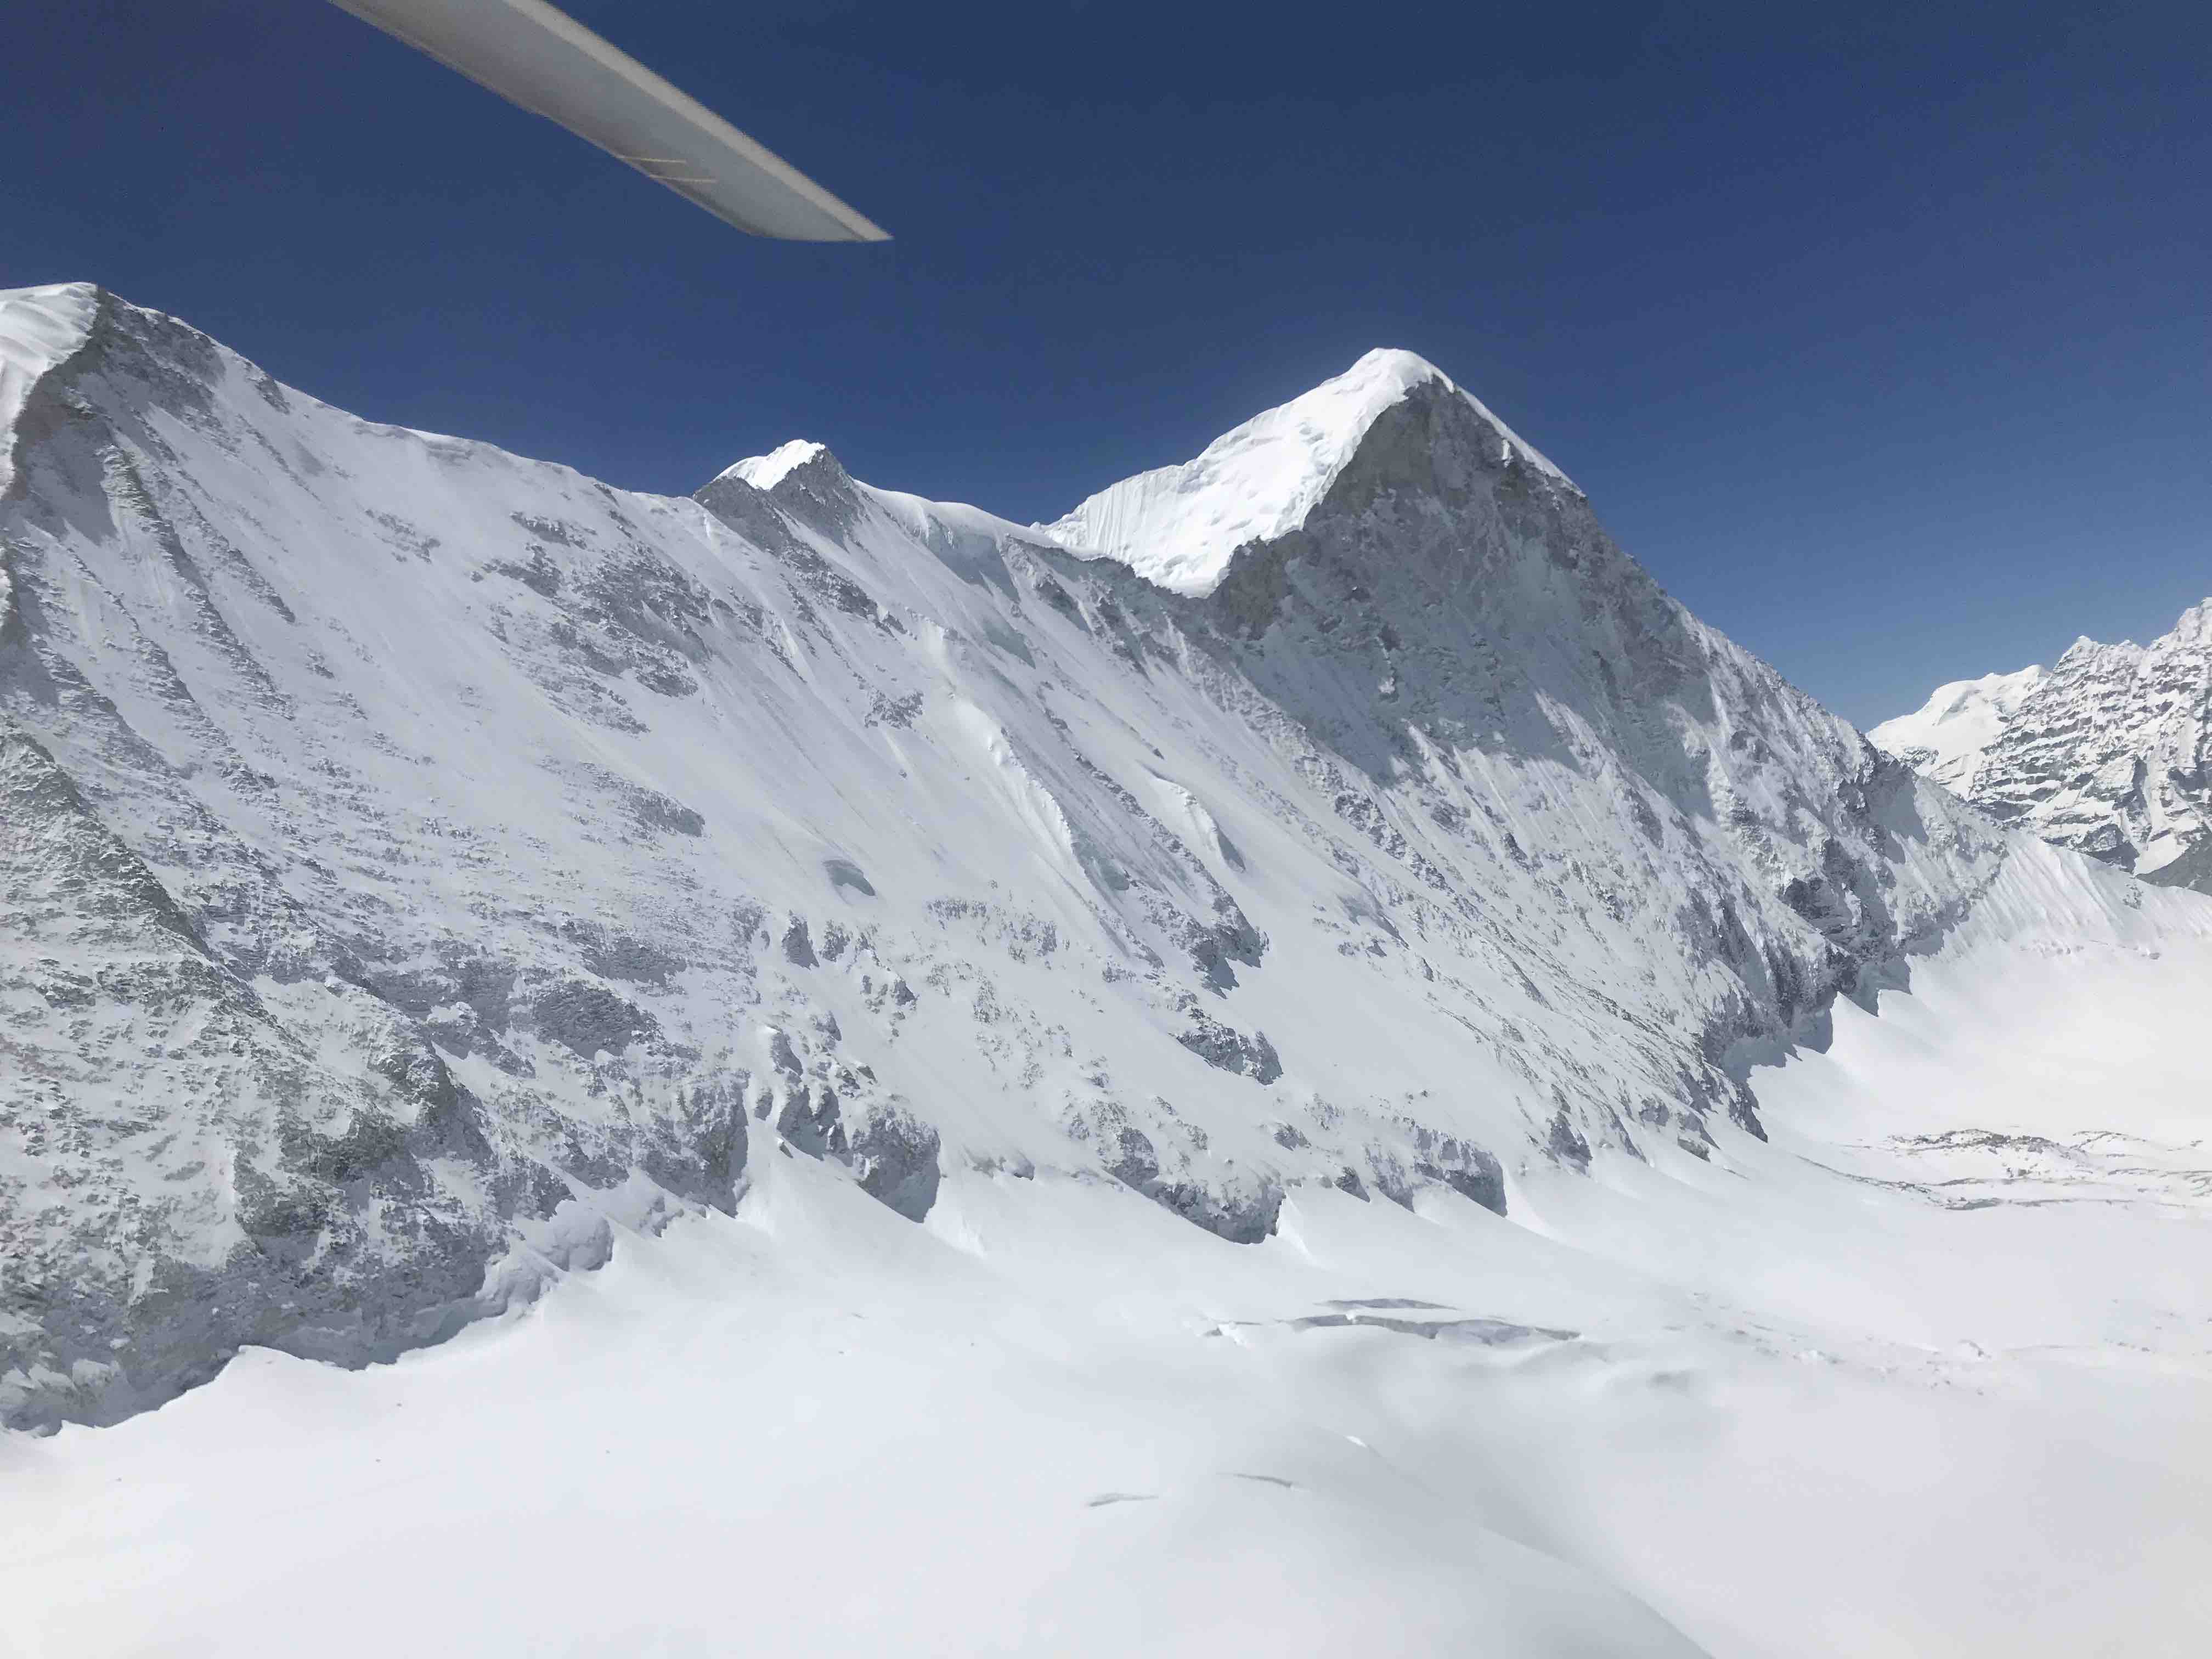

left=329, top=0, right=888, bottom=241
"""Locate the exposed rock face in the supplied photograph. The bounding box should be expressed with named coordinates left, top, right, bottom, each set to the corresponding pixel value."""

left=1873, top=602, right=2212, bottom=889
left=1, top=285, right=2007, bottom=1428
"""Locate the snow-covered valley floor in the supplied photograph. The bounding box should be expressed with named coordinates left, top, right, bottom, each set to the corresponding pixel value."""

left=7, top=860, right=2207, bottom=1658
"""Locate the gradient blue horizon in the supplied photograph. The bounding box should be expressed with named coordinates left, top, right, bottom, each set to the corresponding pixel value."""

left=5, top=1, right=2205, bottom=725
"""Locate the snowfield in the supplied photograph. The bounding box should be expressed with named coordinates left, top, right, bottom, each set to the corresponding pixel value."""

left=7, top=875, right=2209, bottom=1658
left=2, top=284, right=2208, bottom=1655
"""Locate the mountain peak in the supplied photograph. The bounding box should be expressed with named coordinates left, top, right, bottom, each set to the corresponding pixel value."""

left=717, top=438, right=833, bottom=492
left=1867, top=664, right=2047, bottom=791
left=1039, top=347, right=1573, bottom=597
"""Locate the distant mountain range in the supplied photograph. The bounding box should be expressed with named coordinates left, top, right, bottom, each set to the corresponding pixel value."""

left=1873, top=600, right=2212, bottom=891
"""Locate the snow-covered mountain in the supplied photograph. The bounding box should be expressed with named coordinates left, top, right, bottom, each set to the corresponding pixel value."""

left=5, top=285, right=2210, bottom=1657
left=1041, top=347, right=1575, bottom=593
left=1865, top=664, right=2048, bottom=792
left=1874, top=601, right=2212, bottom=889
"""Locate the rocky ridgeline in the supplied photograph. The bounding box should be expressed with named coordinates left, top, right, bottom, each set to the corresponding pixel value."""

left=1, top=285, right=2004, bottom=1427
left=1874, top=601, right=2212, bottom=891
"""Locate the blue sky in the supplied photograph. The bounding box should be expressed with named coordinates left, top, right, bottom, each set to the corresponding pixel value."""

left=5, top=1, right=2206, bottom=724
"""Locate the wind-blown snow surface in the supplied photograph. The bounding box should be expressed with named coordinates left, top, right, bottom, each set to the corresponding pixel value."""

left=3, top=287, right=2210, bottom=1654
left=1874, top=600, right=2212, bottom=888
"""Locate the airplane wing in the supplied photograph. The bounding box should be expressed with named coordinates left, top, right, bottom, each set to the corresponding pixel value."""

left=328, top=0, right=889, bottom=242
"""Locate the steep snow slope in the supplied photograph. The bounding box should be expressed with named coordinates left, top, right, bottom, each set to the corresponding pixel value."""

left=0, top=284, right=98, bottom=496
left=1874, top=601, right=2212, bottom=887
left=4, top=285, right=2210, bottom=1654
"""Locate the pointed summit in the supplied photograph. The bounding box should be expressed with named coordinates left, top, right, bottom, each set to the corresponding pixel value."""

left=696, top=435, right=864, bottom=542
left=702, top=435, right=851, bottom=509
left=718, top=438, right=831, bottom=492
left=1041, top=347, right=1573, bottom=596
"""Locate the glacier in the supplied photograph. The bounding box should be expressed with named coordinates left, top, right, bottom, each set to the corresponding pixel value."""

left=2, top=283, right=2208, bottom=1656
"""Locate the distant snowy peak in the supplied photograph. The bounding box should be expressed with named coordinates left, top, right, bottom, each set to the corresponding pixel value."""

left=1867, top=664, right=2047, bottom=791
left=1875, top=597, right=2212, bottom=888
left=2170, top=597, right=2212, bottom=645
left=0, top=282, right=100, bottom=493
left=719, top=438, right=830, bottom=492
left=1040, top=347, right=1576, bottom=596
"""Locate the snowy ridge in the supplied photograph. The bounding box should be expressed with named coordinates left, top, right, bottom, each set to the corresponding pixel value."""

left=0, top=283, right=99, bottom=495
left=1875, top=597, right=2212, bottom=885
left=1041, top=347, right=1575, bottom=595
left=0, top=288, right=2001, bottom=1433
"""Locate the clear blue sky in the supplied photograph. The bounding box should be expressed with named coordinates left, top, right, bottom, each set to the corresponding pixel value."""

left=5, top=1, right=2207, bottom=724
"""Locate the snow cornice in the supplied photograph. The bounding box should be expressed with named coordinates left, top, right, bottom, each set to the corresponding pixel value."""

left=0, top=282, right=102, bottom=495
